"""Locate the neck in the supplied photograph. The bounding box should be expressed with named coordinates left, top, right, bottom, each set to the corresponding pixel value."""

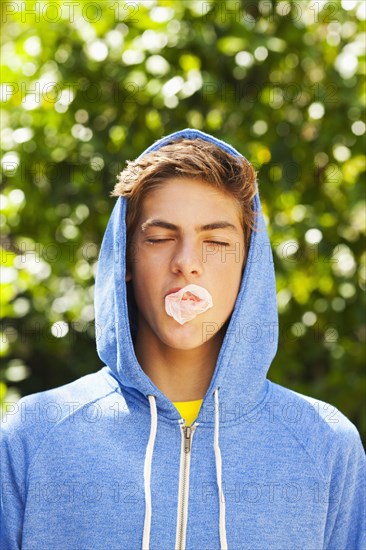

left=134, top=319, right=225, bottom=402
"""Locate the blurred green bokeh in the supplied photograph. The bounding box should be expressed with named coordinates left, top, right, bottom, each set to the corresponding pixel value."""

left=1, top=0, right=365, bottom=444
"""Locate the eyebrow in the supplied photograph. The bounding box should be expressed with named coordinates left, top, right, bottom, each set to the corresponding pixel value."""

left=140, top=218, right=239, bottom=233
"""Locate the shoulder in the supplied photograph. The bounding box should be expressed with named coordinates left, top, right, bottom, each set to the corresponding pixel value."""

left=268, top=381, right=365, bottom=477
left=1, top=367, right=118, bottom=446
left=269, top=381, right=360, bottom=436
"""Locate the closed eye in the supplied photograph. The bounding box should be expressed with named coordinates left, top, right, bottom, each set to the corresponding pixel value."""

left=146, top=239, right=171, bottom=244
left=205, top=241, right=230, bottom=247
left=146, top=239, right=230, bottom=246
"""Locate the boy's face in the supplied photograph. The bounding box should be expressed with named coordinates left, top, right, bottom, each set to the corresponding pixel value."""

left=125, top=178, right=246, bottom=350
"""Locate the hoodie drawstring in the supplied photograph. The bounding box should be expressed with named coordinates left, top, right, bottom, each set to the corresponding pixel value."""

left=214, top=387, right=228, bottom=550
left=142, top=394, right=157, bottom=550
left=142, top=390, right=228, bottom=550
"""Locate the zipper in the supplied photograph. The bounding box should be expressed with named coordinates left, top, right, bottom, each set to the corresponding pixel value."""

left=175, top=421, right=198, bottom=550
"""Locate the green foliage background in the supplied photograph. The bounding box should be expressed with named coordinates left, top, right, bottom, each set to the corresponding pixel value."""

left=1, top=1, right=365, bottom=444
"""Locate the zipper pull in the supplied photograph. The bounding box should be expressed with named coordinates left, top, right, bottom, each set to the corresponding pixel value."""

left=183, top=426, right=192, bottom=453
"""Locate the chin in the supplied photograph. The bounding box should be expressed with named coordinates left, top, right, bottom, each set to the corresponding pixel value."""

left=166, top=338, right=207, bottom=351
left=161, top=320, right=213, bottom=349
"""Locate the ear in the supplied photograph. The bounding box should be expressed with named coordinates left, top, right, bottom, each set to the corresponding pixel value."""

left=125, top=269, right=132, bottom=282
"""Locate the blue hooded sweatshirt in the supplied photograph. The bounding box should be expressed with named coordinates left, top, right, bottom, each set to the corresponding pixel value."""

left=1, top=129, right=366, bottom=550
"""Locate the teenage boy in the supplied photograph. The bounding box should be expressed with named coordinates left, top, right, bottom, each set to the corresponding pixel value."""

left=1, top=129, right=365, bottom=549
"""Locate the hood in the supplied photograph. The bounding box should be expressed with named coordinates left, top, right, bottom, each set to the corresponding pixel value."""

left=94, top=128, right=279, bottom=424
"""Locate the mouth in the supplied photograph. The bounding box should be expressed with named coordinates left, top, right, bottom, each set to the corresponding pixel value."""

left=164, top=283, right=213, bottom=324
left=165, top=287, right=203, bottom=302
left=165, top=287, right=182, bottom=297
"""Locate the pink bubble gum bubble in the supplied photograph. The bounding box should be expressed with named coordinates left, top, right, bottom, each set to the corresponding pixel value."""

left=165, top=284, right=213, bottom=325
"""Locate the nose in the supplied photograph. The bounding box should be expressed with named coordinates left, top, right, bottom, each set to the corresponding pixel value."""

left=171, top=241, right=203, bottom=277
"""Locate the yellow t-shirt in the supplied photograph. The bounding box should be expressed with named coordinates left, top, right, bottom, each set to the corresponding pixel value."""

left=173, top=399, right=203, bottom=426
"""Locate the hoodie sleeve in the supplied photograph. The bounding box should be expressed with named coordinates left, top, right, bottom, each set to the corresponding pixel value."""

left=324, top=420, right=366, bottom=550
left=1, top=376, right=114, bottom=550
left=1, top=408, right=27, bottom=550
